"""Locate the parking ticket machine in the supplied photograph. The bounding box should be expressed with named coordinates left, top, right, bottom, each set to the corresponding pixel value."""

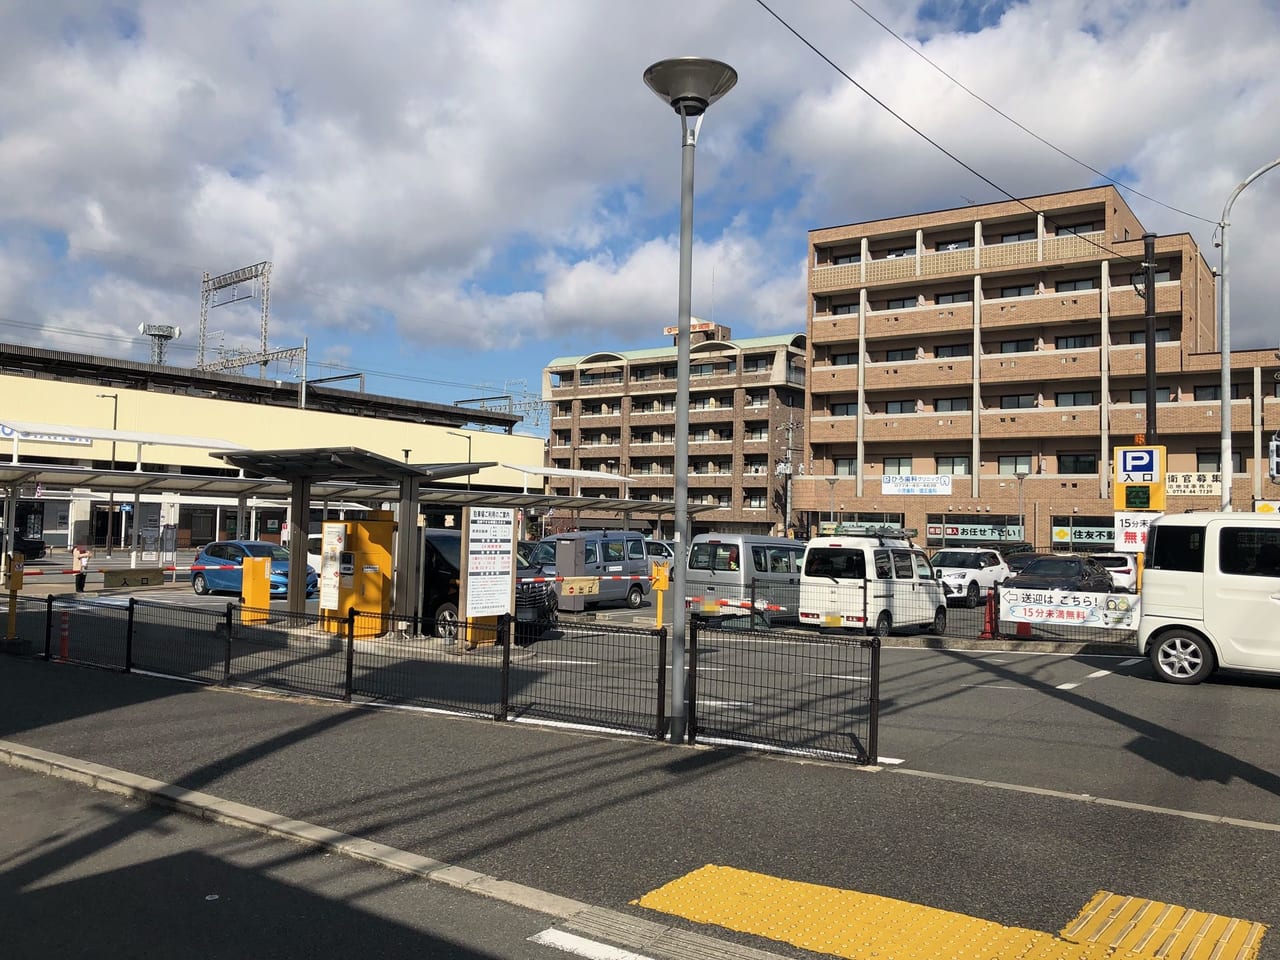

left=322, top=511, right=396, bottom=638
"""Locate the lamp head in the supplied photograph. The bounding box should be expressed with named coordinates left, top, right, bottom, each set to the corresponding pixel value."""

left=644, top=57, right=737, bottom=116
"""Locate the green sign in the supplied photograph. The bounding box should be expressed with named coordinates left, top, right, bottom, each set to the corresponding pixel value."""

left=1124, top=485, right=1151, bottom=509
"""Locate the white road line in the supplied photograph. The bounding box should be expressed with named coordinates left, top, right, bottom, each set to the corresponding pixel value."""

left=538, top=659, right=599, bottom=666
left=529, top=928, right=656, bottom=959
left=697, top=699, right=752, bottom=710
left=808, top=674, right=870, bottom=681
left=961, top=683, right=1033, bottom=690
left=1057, top=682, right=1080, bottom=690
left=1057, top=667, right=1117, bottom=690
left=1120, top=657, right=1143, bottom=666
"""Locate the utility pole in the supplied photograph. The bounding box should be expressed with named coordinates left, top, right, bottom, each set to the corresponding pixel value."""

left=1141, top=232, right=1158, bottom=445
left=775, top=415, right=802, bottom=536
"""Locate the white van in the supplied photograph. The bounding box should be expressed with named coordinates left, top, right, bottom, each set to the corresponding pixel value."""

left=686, top=533, right=806, bottom=625
left=1138, top=511, right=1280, bottom=683
left=799, top=527, right=947, bottom=637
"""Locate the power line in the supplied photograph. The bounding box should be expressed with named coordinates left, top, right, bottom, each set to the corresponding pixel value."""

left=751, top=0, right=1146, bottom=269
left=842, top=0, right=1216, bottom=224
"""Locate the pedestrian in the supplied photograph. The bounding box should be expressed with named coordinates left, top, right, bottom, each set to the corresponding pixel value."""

left=72, top=542, right=93, bottom=592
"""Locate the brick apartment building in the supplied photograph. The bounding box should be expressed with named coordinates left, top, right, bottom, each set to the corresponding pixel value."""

left=795, top=185, right=1280, bottom=550
left=542, top=325, right=807, bottom=536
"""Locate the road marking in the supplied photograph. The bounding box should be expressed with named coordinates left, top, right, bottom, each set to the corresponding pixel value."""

left=633, top=865, right=1266, bottom=960
left=807, top=674, right=869, bottom=681
left=1058, top=667, right=1118, bottom=690
left=961, top=683, right=1034, bottom=690
left=538, top=659, right=599, bottom=666
left=696, top=700, right=752, bottom=710
left=529, top=928, right=655, bottom=959
left=1121, top=657, right=1143, bottom=666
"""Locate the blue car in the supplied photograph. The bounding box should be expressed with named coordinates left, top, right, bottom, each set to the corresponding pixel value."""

left=191, top=540, right=318, bottom=598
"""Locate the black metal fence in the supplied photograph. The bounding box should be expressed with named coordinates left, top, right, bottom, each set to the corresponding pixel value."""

left=688, top=615, right=879, bottom=764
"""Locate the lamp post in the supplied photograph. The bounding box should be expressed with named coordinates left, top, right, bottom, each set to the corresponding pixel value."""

left=1015, top=471, right=1029, bottom=545
left=447, top=431, right=473, bottom=491
left=96, top=393, right=118, bottom=556
left=826, top=477, right=837, bottom=525
left=644, top=56, right=736, bottom=743
left=1218, top=156, right=1280, bottom=511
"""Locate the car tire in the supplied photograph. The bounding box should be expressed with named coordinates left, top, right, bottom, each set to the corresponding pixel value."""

left=434, top=602, right=460, bottom=641
left=192, top=573, right=209, bottom=596
left=626, top=584, right=644, bottom=609
left=965, top=581, right=981, bottom=608
left=872, top=611, right=892, bottom=638
left=1149, top=629, right=1215, bottom=684
left=929, top=607, right=947, bottom=636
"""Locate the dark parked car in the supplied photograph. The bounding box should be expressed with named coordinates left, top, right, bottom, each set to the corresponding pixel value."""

left=3, top=530, right=47, bottom=562
left=1005, top=551, right=1053, bottom=575
left=1008, top=554, right=1113, bottom=593
left=191, top=540, right=318, bottom=598
left=421, top=529, right=556, bottom=644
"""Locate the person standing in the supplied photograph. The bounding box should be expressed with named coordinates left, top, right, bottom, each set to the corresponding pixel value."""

left=72, top=542, right=93, bottom=592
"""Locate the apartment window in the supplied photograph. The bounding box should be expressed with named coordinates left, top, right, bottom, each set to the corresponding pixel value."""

left=886, top=297, right=915, bottom=310
left=885, top=245, right=917, bottom=258
left=1128, top=329, right=1173, bottom=344
left=937, top=238, right=972, bottom=251
left=690, top=361, right=733, bottom=377
left=833, top=252, right=861, bottom=265
left=998, top=455, right=1033, bottom=474
left=1055, top=333, right=1099, bottom=349
left=556, top=402, right=571, bottom=416
left=884, top=457, right=913, bottom=475
left=832, top=302, right=858, bottom=315
left=745, top=423, right=769, bottom=440
left=631, top=367, right=659, bottom=382
left=885, top=399, right=915, bottom=414
left=1194, top=384, right=1244, bottom=401
left=831, top=402, right=857, bottom=417
left=832, top=352, right=857, bottom=366
left=936, top=396, right=971, bottom=412
left=1055, top=222, right=1098, bottom=235
left=661, top=365, right=676, bottom=379
left=1055, top=278, right=1096, bottom=292
left=1059, top=453, right=1098, bottom=474
left=936, top=343, right=971, bottom=358
left=1000, top=338, right=1035, bottom=353
left=936, top=455, right=970, bottom=475
left=745, top=493, right=768, bottom=509
left=1128, top=388, right=1175, bottom=404
left=1001, top=229, right=1036, bottom=243
left=999, top=285, right=1036, bottom=298
left=747, top=392, right=769, bottom=407
left=936, top=291, right=972, bottom=304
left=743, top=357, right=769, bottom=373
left=1130, top=269, right=1172, bottom=285
left=834, top=458, right=857, bottom=476
left=885, top=348, right=914, bottom=362
left=1197, top=449, right=1245, bottom=472
left=1001, top=394, right=1036, bottom=409
left=1055, top=391, right=1095, bottom=407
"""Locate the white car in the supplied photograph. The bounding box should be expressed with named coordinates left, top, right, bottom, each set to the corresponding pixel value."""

left=929, top=547, right=1011, bottom=607
left=1092, top=553, right=1137, bottom=593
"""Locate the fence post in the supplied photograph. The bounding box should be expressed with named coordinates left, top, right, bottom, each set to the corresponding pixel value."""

left=686, top=617, right=699, bottom=744
left=222, top=602, right=234, bottom=686
left=344, top=607, right=356, bottom=703
left=866, top=636, right=880, bottom=765
left=125, top=597, right=136, bottom=673
left=497, top=614, right=511, bottom=721
left=655, top=626, right=667, bottom=740
left=43, top=596, right=53, bottom=661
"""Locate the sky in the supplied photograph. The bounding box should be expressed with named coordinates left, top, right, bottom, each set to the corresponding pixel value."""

left=1, top=0, right=1278, bottom=437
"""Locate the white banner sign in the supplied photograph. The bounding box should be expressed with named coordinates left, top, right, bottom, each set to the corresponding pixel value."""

left=881, top=474, right=953, bottom=496
left=465, top=507, right=516, bottom=618
left=0, top=424, right=92, bottom=446
left=1165, top=472, right=1221, bottom=497
left=1000, top=589, right=1139, bottom=630
left=1113, top=511, right=1162, bottom=554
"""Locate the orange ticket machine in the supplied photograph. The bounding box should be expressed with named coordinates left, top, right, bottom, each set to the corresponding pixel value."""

left=323, top=511, right=396, bottom=638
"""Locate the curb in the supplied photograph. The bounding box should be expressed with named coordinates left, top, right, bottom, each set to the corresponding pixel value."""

left=0, top=738, right=797, bottom=960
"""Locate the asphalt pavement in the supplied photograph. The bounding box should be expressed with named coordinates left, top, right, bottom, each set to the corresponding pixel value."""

left=3, top=646, right=1279, bottom=959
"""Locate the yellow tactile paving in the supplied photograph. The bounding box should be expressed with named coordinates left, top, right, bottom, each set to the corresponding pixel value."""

left=632, top=865, right=1266, bottom=960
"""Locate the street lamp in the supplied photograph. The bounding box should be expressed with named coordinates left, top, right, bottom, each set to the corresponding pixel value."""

left=96, top=393, right=118, bottom=556
left=447, top=431, right=473, bottom=491
left=1217, top=155, right=1280, bottom=511
left=826, top=477, right=838, bottom=524
left=1015, top=471, right=1029, bottom=545
left=644, top=56, right=737, bottom=743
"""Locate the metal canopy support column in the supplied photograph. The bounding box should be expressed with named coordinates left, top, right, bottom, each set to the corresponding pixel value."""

left=287, top=479, right=311, bottom=614
left=393, top=474, right=421, bottom=620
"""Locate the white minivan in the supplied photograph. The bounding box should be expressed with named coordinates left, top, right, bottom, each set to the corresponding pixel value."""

left=1139, top=511, right=1280, bottom=683
left=799, top=528, right=947, bottom=637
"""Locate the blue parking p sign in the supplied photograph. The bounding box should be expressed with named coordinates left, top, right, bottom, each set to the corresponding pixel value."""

left=1117, top=446, right=1162, bottom=483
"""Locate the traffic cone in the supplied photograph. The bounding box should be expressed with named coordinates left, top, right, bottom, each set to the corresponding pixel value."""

left=978, top=588, right=997, bottom=640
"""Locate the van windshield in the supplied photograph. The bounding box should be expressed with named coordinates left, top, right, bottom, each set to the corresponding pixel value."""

left=804, top=549, right=866, bottom=580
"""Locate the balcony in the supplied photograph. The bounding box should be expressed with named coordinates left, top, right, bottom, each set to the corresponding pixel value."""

left=979, top=405, right=1101, bottom=438
left=1108, top=282, right=1182, bottom=319
left=1108, top=341, right=1182, bottom=376
left=864, top=358, right=979, bottom=391
left=861, top=413, right=973, bottom=442
left=1110, top=398, right=1252, bottom=436
left=865, top=303, right=972, bottom=339
left=979, top=349, right=1101, bottom=383
left=810, top=364, right=860, bottom=395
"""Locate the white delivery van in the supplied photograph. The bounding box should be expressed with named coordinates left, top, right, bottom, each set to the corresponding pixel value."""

left=686, top=533, right=806, bottom=625
left=799, top=527, right=947, bottom=637
left=1138, top=511, right=1280, bottom=683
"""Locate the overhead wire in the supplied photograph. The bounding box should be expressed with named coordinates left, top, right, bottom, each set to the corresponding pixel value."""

left=842, top=0, right=1217, bottom=224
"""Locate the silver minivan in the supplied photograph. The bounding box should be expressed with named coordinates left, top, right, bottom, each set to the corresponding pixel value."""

left=685, top=533, right=806, bottom=625
left=529, top=530, right=652, bottom=609
left=1139, top=511, right=1280, bottom=683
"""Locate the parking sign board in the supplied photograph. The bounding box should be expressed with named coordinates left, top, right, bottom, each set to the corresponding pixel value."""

left=1113, top=445, right=1166, bottom=511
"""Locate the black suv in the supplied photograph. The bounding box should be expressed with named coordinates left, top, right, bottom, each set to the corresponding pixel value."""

left=421, top=529, right=556, bottom=643
left=4, top=530, right=47, bottom=562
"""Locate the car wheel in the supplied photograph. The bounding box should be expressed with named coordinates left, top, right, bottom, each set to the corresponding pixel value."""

left=626, top=584, right=644, bottom=609
left=929, top=607, right=947, bottom=636
left=965, top=581, right=981, bottom=608
left=192, top=573, right=209, bottom=596
left=434, top=603, right=460, bottom=641
left=872, top=611, right=892, bottom=638
left=1149, top=629, right=1215, bottom=684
